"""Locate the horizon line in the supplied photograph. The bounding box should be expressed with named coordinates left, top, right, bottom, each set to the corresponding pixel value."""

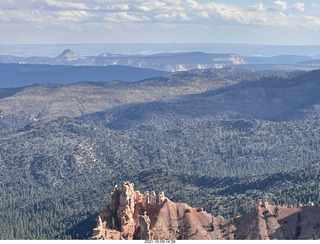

left=1, top=42, right=320, bottom=47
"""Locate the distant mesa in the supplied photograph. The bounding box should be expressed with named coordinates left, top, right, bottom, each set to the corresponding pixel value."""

left=0, top=49, right=246, bottom=71
left=91, top=181, right=320, bottom=240
left=1, top=48, right=319, bottom=72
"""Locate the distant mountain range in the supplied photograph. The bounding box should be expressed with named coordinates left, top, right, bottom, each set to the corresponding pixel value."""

left=0, top=49, right=245, bottom=72
left=243, top=55, right=312, bottom=65
left=0, top=49, right=247, bottom=87
left=1, top=49, right=319, bottom=77
left=241, top=55, right=320, bottom=71
left=2, top=43, right=320, bottom=57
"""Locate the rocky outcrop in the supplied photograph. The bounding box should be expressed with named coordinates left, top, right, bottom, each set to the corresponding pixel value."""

left=139, top=212, right=151, bottom=240
left=91, top=182, right=320, bottom=240
left=91, top=181, right=231, bottom=240
left=229, top=200, right=320, bottom=240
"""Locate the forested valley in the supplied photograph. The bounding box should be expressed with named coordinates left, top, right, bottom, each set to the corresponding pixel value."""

left=0, top=67, right=320, bottom=239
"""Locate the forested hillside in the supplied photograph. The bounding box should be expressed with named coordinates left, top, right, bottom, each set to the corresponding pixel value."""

left=0, top=68, right=320, bottom=239
left=80, top=69, right=320, bottom=130
left=0, top=63, right=168, bottom=87
left=0, top=67, right=245, bottom=133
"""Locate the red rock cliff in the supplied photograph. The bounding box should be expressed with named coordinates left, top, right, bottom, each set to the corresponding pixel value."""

left=91, top=182, right=320, bottom=240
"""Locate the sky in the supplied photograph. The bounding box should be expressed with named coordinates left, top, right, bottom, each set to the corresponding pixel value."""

left=0, top=0, right=320, bottom=45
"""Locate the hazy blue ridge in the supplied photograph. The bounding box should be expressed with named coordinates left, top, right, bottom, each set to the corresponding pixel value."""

left=0, top=63, right=169, bottom=88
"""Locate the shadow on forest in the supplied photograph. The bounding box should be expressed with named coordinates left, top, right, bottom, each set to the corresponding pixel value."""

left=65, top=212, right=98, bottom=240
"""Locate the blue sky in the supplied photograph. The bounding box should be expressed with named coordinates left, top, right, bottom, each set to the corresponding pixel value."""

left=0, top=0, right=319, bottom=45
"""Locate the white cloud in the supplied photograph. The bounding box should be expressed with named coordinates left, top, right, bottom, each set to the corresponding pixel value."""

left=200, top=11, right=210, bottom=19
left=104, top=12, right=149, bottom=22
left=182, top=2, right=285, bottom=26
left=193, top=1, right=311, bottom=28
left=0, top=9, right=45, bottom=23
left=0, top=9, right=10, bottom=22
left=301, top=15, right=320, bottom=29
left=267, top=1, right=287, bottom=12
left=290, top=2, right=304, bottom=12
left=135, top=0, right=184, bottom=12
left=44, top=0, right=89, bottom=10
left=102, top=4, right=130, bottom=11
left=186, top=0, right=198, bottom=9
left=265, top=1, right=304, bottom=13
left=0, top=0, right=319, bottom=30
left=248, top=3, right=266, bottom=12
left=154, top=12, right=189, bottom=21
left=56, top=10, right=92, bottom=22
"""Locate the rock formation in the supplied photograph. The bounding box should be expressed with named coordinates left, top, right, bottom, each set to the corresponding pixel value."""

left=91, top=181, right=320, bottom=240
left=139, top=212, right=151, bottom=240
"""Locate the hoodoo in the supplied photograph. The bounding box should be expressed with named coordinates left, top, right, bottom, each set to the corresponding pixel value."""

left=91, top=182, right=320, bottom=240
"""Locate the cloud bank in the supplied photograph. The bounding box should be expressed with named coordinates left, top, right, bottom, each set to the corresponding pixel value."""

left=0, top=0, right=319, bottom=44
left=0, top=0, right=317, bottom=27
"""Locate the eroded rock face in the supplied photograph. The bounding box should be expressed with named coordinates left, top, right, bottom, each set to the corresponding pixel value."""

left=91, top=181, right=230, bottom=240
left=234, top=200, right=320, bottom=240
left=139, top=211, right=151, bottom=240
left=91, top=182, right=320, bottom=240
left=91, top=181, right=163, bottom=240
